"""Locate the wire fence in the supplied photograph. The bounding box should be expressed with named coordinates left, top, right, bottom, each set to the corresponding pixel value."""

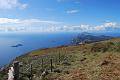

left=11, top=52, right=71, bottom=80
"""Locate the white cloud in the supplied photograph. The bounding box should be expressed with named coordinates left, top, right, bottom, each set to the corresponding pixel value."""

left=0, top=18, right=62, bottom=32
left=0, top=0, right=27, bottom=9
left=104, top=22, right=117, bottom=28
left=20, top=4, right=28, bottom=9
left=66, top=9, right=79, bottom=14
left=0, top=18, right=60, bottom=24
left=0, top=18, right=19, bottom=24
left=95, top=22, right=118, bottom=31
left=56, top=22, right=119, bottom=32
left=0, top=18, right=119, bottom=32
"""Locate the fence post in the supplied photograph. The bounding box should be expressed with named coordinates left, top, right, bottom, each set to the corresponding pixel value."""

left=41, top=58, right=44, bottom=71
left=50, top=59, right=53, bottom=72
left=58, top=52, right=60, bottom=64
left=13, top=61, right=19, bottom=80
left=30, top=64, right=33, bottom=80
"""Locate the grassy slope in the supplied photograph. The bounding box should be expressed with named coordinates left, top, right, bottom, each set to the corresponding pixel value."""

left=1, top=38, right=120, bottom=80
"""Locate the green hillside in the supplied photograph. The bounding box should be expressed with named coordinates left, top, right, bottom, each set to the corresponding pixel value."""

left=1, top=38, right=120, bottom=80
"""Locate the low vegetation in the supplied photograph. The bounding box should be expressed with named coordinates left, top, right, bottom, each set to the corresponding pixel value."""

left=1, top=38, right=120, bottom=80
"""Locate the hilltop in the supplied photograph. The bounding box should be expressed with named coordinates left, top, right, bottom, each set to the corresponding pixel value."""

left=1, top=38, right=120, bottom=80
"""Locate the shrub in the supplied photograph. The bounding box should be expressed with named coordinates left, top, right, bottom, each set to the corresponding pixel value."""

left=91, top=42, right=115, bottom=52
left=114, top=42, right=120, bottom=52
left=91, top=43, right=108, bottom=52
left=62, top=61, right=71, bottom=66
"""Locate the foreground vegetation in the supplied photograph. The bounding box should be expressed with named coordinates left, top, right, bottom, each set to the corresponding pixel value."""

left=1, top=38, right=120, bottom=80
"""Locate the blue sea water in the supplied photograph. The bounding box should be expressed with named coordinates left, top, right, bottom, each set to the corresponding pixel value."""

left=0, top=32, right=79, bottom=66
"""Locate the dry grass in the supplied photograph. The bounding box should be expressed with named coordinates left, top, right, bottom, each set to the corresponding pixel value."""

left=1, top=38, right=120, bottom=80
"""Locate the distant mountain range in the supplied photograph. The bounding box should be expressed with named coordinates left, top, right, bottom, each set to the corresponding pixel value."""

left=71, top=32, right=113, bottom=45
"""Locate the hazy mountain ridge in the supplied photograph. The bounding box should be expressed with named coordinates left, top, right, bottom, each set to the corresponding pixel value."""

left=72, top=32, right=113, bottom=45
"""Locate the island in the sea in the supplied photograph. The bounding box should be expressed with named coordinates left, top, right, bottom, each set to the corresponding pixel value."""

left=11, top=44, right=23, bottom=47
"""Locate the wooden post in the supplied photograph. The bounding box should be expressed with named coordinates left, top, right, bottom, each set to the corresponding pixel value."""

left=58, top=52, right=60, bottom=64
left=41, top=58, right=44, bottom=70
left=30, top=64, right=33, bottom=80
left=13, top=61, right=19, bottom=80
left=55, top=56, right=57, bottom=67
left=50, top=59, right=53, bottom=72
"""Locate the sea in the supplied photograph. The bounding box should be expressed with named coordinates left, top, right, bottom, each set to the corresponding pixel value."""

left=0, top=32, right=79, bottom=66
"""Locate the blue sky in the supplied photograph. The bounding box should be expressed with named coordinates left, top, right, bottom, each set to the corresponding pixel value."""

left=0, top=0, right=120, bottom=32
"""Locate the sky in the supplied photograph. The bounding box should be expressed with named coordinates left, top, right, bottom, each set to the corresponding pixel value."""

left=0, top=0, right=120, bottom=32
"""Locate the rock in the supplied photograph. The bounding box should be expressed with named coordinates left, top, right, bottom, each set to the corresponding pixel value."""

left=53, top=69, right=61, bottom=73
left=101, top=60, right=110, bottom=66
left=40, top=70, right=49, bottom=79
